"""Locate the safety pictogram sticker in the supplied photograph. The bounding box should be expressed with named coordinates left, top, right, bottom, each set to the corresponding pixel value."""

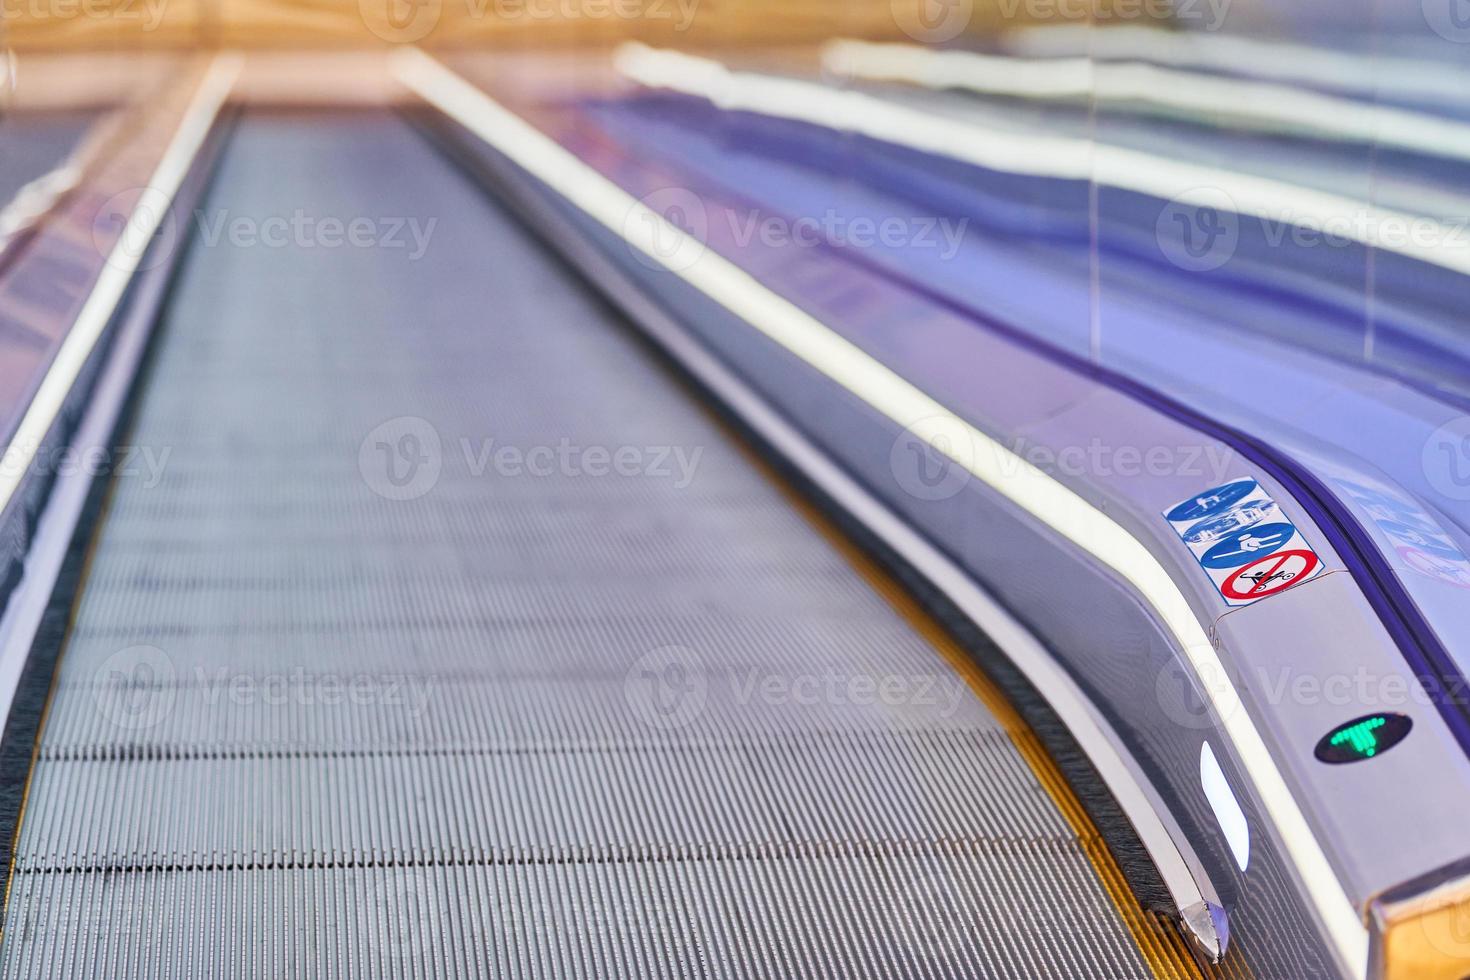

left=1221, top=551, right=1322, bottom=601
left=1200, top=522, right=1297, bottom=569
left=1164, top=478, right=1324, bottom=606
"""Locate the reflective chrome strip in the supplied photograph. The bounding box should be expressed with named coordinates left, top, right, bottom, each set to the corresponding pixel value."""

left=0, top=54, right=240, bottom=729
left=613, top=43, right=1470, bottom=279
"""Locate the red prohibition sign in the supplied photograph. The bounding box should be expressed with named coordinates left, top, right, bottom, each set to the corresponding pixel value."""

left=1221, top=549, right=1321, bottom=601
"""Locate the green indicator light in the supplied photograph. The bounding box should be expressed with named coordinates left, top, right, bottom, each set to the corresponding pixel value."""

left=1315, top=712, right=1412, bottom=764
left=1329, top=716, right=1386, bottom=758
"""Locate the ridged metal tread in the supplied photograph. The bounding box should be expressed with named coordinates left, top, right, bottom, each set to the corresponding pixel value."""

left=4, top=853, right=1142, bottom=980
left=0, top=111, right=1163, bottom=979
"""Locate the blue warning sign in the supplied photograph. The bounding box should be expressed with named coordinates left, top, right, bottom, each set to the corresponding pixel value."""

left=1201, top=522, right=1297, bottom=569
left=1180, top=500, right=1281, bottom=547
left=1164, top=479, right=1258, bottom=524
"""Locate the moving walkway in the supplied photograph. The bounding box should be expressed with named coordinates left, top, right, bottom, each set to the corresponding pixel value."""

left=0, top=103, right=1207, bottom=979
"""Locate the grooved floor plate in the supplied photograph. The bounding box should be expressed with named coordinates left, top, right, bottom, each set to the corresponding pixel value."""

left=0, top=111, right=1172, bottom=979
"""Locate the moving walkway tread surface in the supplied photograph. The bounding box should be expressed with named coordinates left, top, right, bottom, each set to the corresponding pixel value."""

left=0, top=109, right=1200, bottom=979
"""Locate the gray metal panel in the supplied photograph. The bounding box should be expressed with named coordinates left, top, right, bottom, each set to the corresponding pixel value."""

left=1215, top=571, right=1470, bottom=901
left=0, top=112, right=1159, bottom=979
